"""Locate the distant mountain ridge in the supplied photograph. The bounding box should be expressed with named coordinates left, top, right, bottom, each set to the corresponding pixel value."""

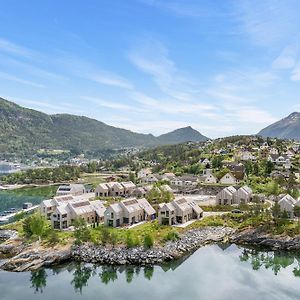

left=0, top=97, right=208, bottom=155
left=157, top=126, right=208, bottom=144
left=258, top=112, right=300, bottom=140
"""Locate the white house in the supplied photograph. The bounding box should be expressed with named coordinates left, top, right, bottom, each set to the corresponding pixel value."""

left=204, top=174, right=218, bottom=184
left=219, top=173, right=238, bottom=185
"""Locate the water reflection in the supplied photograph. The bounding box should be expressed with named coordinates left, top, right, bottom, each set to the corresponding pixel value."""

left=71, top=264, right=95, bottom=294
left=30, top=269, right=47, bottom=293
left=239, top=248, right=300, bottom=276
left=28, top=245, right=300, bottom=295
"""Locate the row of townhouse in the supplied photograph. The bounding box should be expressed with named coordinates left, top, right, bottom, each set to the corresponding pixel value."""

left=216, top=185, right=253, bottom=205
left=95, top=181, right=136, bottom=197
left=158, top=197, right=203, bottom=225
left=40, top=193, right=105, bottom=230
left=104, top=197, right=156, bottom=227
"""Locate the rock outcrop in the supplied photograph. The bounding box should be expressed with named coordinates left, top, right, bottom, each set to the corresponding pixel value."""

left=230, top=228, right=300, bottom=250
left=0, top=244, right=71, bottom=272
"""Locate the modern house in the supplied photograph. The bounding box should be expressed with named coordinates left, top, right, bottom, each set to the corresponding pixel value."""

left=233, top=185, right=253, bottom=204
left=158, top=197, right=203, bottom=225
left=95, top=181, right=136, bottom=197
left=216, top=186, right=237, bottom=205
left=56, top=184, right=86, bottom=196
left=104, top=198, right=156, bottom=227
left=51, top=199, right=106, bottom=230
left=40, top=194, right=78, bottom=219
left=278, top=194, right=299, bottom=218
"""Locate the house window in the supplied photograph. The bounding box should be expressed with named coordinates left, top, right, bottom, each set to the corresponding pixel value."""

left=111, top=212, right=114, bottom=218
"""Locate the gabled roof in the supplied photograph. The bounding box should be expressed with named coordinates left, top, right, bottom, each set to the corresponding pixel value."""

left=138, top=198, right=156, bottom=215
left=222, top=186, right=237, bottom=196
left=121, top=181, right=136, bottom=189
left=239, top=185, right=252, bottom=195
left=279, top=194, right=297, bottom=206
left=91, top=200, right=106, bottom=217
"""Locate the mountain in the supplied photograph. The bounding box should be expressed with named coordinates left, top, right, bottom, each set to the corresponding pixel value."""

left=0, top=97, right=208, bottom=156
left=157, top=126, right=208, bottom=144
left=258, top=112, right=300, bottom=140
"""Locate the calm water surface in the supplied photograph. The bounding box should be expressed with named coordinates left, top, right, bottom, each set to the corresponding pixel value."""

left=1, top=244, right=300, bottom=300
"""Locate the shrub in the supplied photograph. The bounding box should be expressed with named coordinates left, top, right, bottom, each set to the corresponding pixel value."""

left=125, top=232, right=140, bottom=248
left=48, top=230, right=60, bottom=245
left=101, top=227, right=111, bottom=246
left=143, top=234, right=154, bottom=249
left=164, top=230, right=179, bottom=242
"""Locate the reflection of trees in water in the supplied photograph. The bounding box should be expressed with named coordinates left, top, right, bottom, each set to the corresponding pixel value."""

left=99, top=266, right=118, bottom=284
left=239, top=248, right=300, bottom=276
left=99, top=265, right=155, bottom=284
left=144, top=266, right=154, bottom=280
left=30, top=268, right=47, bottom=293
left=71, top=264, right=95, bottom=294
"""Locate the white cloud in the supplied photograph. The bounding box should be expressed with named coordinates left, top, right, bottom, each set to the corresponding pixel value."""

left=0, top=38, right=35, bottom=58
left=272, top=44, right=299, bottom=69
left=3, top=96, right=83, bottom=115
left=290, top=61, right=300, bottom=81
left=128, top=39, right=199, bottom=102
left=81, top=96, right=146, bottom=113
left=139, top=0, right=225, bottom=18
left=233, top=0, right=300, bottom=46
left=89, top=72, right=134, bottom=90
left=129, top=91, right=217, bottom=116
left=0, top=71, right=45, bottom=88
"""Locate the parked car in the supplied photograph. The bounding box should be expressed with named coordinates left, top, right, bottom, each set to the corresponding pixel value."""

left=231, top=209, right=242, bottom=214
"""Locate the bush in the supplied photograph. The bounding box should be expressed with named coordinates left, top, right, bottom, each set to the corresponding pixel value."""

left=143, top=234, right=154, bottom=249
left=73, top=218, right=91, bottom=245
left=126, top=232, right=140, bottom=248
left=101, top=227, right=111, bottom=246
left=48, top=230, right=60, bottom=245
left=22, top=213, right=47, bottom=241
left=164, top=230, right=179, bottom=242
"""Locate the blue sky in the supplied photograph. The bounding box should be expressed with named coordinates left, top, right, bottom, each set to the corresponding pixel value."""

left=0, top=0, right=300, bottom=138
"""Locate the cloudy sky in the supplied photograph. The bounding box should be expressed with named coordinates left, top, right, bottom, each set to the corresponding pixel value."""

left=0, top=0, right=300, bottom=138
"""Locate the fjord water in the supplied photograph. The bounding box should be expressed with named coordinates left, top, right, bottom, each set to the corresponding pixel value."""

left=1, top=244, right=300, bottom=300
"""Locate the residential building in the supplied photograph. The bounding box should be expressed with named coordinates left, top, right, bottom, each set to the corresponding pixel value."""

left=51, top=199, right=105, bottom=230
left=40, top=193, right=94, bottom=219
left=216, top=186, right=237, bottom=205
left=158, top=197, right=203, bottom=225
left=95, top=181, right=136, bottom=197
left=204, top=174, right=218, bottom=184
left=104, top=198, right=156, bottom=227
left=219, top=173, right=238, bottom=185
left=137, top=168, right=152, bottom=179
left=56, top=184, right=86, bottom=196
left=278, top=194, right=299, bottom=218
left=233, top=186, right=253, bottom=204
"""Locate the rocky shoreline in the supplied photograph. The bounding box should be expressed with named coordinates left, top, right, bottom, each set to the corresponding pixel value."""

left=72, top=226, right=235, bottom=266
left=2, top=226, right=300, bottom=272
left=230, top=228, right=300, bottom=251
